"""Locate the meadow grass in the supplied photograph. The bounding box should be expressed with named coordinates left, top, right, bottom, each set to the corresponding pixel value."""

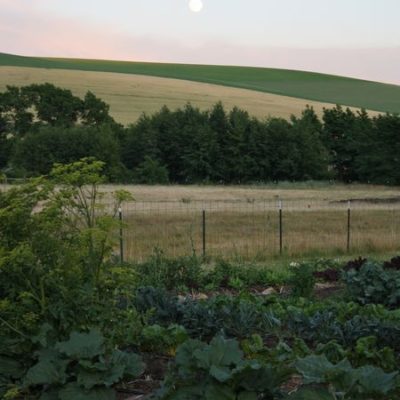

left=103, top=182, right=400, bottom=202
left=106, top=183, right=400, bottom=261
left=1, top=52, right=400, bottom=113
left=121, top=206, right=400, bottom=262
left=2, top=181, right=399, bottom=262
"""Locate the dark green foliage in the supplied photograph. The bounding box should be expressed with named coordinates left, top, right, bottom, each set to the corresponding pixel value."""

left=134, top=290, right=281, bottom=340
left=121, top=102, right=330, bottom=184
left=133, top=156, right=169, bottom=184
left=0, top=160, right=141, bottom=397
left=82, top=91, right=114, bottom=126
left=322, top=105, right=360, bottom=182
left=289, top=263, right=316, bottom=298
left=134, top=253, right=203, bottom=290
left=2, top=83, right=400, bottom=184
left=156, top=336, right=290, bottom=399
left=23, top=83, right=83, bottom=127
left=12, top=125, right=125, bottom=180
left=121, top=102, right=400, bottom=184
left=23, top=329, right=144, bottom=399
left=134, top=287, right=181, bottom=325
left=356, top=113, right=400, bottom=184
left=342, top=261, right=400, bottom=307
left=139, top=324, right=188, bottom=355
left=0, top=83, right=116, bottom=134
left=286, top=305, right=400, bottom=352
left=294, top=355, right=398, bottom=399
left=203, top=260, right=276, bottom=290
left=0, top=85, right=34, bottom=135
left=290, top=107, right=329, bottom=180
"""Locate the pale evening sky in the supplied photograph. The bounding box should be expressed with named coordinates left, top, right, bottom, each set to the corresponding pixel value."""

left=1, top=0, right=399, bottom=84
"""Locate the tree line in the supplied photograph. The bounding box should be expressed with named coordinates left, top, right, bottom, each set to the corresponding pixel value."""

left=1, top=83, right=399, bottom=184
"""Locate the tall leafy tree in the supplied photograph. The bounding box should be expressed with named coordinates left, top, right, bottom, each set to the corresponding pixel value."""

left=81, top=91, right=115, bottom=126
left=182, top=124, right=219, bottom=183
left=322, top=105, right=358, bottom=182
left=12, top=125, right=124, bottom=180
left=356, top=113, right=400, bottom=184
left=291, top=107, right=329, bottom=180
left=23, top=83, right=83, bottom=127
left=0, top=86, right=34, bottom=135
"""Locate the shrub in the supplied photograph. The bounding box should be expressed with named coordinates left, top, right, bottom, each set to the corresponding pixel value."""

left=342, top=262, right=400, bottom=307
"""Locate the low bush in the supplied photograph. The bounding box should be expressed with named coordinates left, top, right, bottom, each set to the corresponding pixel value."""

left=343, top=261, right=400, bottom=307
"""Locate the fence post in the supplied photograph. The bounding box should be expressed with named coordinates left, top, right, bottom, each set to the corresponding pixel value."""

left=347, top=200, right=351, bottom=253
left=278, top=200, right=283, bottom=255
left=202, top=209, right=206, bottom=258
left=119, top=207, right=124, bottom=263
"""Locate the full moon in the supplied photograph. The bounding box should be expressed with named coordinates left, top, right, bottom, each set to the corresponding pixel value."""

left=189, top=0, right=203, bottom=13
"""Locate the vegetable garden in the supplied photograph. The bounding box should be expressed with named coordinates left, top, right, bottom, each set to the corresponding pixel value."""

left=1, top=159, right=400, bottom=399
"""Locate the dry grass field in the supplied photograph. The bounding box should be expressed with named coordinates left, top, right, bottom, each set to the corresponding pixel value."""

left=0, top=66, right=380, bottom=124
left=99, top=184, right=400, bottom=261
left=104, top=183, right=400, bottom=202
left=2, top=182, right=399, bottom=260
left=122, top=208, right=400, bottom=261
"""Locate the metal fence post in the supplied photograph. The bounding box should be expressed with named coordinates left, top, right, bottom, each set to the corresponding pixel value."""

left=119, top=207, right=124, bottom=263
left=202, top=210, right=206, bottom=258
left=278, top=200, right=283, bottom=255
left=347, top=200, right=351, bottom=253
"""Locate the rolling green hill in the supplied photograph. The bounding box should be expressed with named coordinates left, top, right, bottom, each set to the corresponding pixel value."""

left=1, top=52, right=400, bottom=113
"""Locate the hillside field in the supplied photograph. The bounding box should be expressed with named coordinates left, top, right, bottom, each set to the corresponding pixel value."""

left=0, top=66, right=353, bottom=124
left=1, top=52, right=400, bottom=115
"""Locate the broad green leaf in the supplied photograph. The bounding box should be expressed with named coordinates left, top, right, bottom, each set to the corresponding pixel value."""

left=78, top=360, right=108, bottom=372
left=55, top=329, right=104, bottom=359
left=110, top=349, right=144, bottom=378
left=32, top=323, right=54, bottom=347
left=295, top=355, right=333, bottom=384
left=24, top=357, right=69, bottom=386
left=209, top=366, right=233, bottom=382
left=357, top=365, right=398, bottom=395
left=175, top=339, right=206, bottom=368
left=326, top=359, right=356, bottom=392
left=58, top=383, right=116, bottom=400
left=194, top=336, right=242, bottom=369
left=77, top=369, right=111, bottom=390
left=235, top=362, right=289, bottom=393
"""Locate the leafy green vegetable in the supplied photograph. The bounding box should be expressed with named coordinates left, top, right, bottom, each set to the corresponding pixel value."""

left=55, top=329, right=104, bottom=359
left=295, top=355, right=398, bottom=399
left=156, top=336, right=290, bottom=399
left=23, top=330, right=144, bottom=399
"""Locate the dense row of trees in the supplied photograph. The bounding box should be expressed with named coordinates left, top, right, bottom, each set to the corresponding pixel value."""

left=1, top=83, right=399, bottom=184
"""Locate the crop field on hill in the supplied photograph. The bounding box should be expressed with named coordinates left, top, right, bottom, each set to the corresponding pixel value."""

left=1, top=52, right=400, bottom=113
left=0, top=66, right=349, bottom=124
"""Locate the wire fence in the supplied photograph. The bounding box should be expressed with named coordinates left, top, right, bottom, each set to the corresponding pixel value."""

left=117, top=199, right=400, bottom=261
